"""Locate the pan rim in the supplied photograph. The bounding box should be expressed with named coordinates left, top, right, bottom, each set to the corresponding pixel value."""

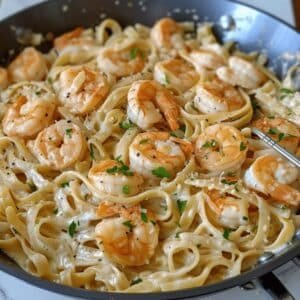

left=0, top=0, right=299, bottom=298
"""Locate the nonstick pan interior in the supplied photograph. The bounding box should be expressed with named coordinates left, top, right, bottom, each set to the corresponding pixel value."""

left=0, top=0, right=299, bottom=299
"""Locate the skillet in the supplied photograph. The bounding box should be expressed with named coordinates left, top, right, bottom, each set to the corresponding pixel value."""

left=0, top=0, right=299, bottom=299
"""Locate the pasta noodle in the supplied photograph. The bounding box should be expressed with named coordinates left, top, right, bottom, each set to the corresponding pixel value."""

left=0, top=17, right=299, bottom=293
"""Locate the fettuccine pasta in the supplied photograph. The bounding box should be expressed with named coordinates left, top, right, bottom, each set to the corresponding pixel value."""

left=0, top=17, right=299, bottom=292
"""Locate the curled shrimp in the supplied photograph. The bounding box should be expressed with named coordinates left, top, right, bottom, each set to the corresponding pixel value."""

left=7, top=47, right=48, bottom=82
left=195, top=124, right=248, bottom=174
left=0, top=67, right=8, bottom=90
left=2, top=82, right=56, bottom=138
left=216, top=57, right=267, bottom=89
left=252, top=117, right=300, bottom=154
left=56, top=65, right=110, bottom=114
left=129, top=131, right=193, bottom=180
left=188, top=49, right=225, bottom=70
left=88, top=159, right=144, bottom=196
left=54, top=27, right=95, bottom=51
left=150, top=18, right=184, bottom=49
left=206, top=189, right=249, bottom=229
left=95, top=201, right=159, bottom=266
left=97, top=44, right=146, bottom=77
left=153, top=58, right=199, bottom=92
left=244, top=154, right=300, bottom=207
left=28, top=120, right=87, bottom=170
left=194, top=78, right=244, bottom=114
left=127, top=80, right=180, bottom=130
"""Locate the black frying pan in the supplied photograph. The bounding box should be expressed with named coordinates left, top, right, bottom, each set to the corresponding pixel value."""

left=0, top=1, right=299, bottom=299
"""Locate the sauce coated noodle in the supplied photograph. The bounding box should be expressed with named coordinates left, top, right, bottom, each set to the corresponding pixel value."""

left=0, top=17, right=299, bottom=293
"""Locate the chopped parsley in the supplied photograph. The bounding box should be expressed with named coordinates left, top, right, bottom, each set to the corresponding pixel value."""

left=119, top=119, right=136, bottom=130
left=130, top=278, right=143, bottom=285
left=163, top=73, right=170, bottom=85
left=202, top=139, right=218, bottom=148
left=175, top=232, right=181, bottom=238
left=106, top=161, right=133, bottom=176
left=129, top=48, right=144, bottom=60
left=122, top=185, right=130, bottom=195
left=150, top=220, right=156, bottom=225
left=267, top=128, right=288, bottom=142
left=123, top=220, right=134, bottom=231
left=60, top=181, right=70, bottom=188
left=176, top=200, right=187, bottom=215
left=141, top=210, right=148, bottom=223
left=268, top=127, right=280, bottom=135
left=242, top=216, right=248, bottom=221
left=139, top=138, right=149, bottom=144
left=130, top=48, right=139, bottom=59
left=65, top=128, right=72, bottom=138
left=89, top=144, right=95, bottom=160
left=47, top=77, right=53, bottom=84
left=179, top=124, right=186, bottom=132
left=152, top=167, right=171, bottom=179
left=28, top=182, right=37, bottom=192
left=221, top=179, right=237, bottom=185
left=53, top=208, right=59, bottom=215
left=68, top=221, right=77, bottom=237
left=240, top=142, right=247, bottom=151
left=223, top=228, right=232, bottom=240
left=279, top=87, right=295, bottom=99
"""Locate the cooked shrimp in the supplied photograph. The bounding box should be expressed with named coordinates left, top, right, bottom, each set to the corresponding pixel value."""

left=95, top=201, right=159, bottom=266
left=129, top=131, right=193, bottom=180
left=88, top=159, right=144, bottom=196
left=0, top=67, right=8, bottom=90
left=97, top=45, right=145, bottom=77
left=150, top=17, right=184, bottom=49
left=206, top=189, right=249, bottom=229
left=244, top=154, right=300, bottom=207
left=2, top=83, right=56, bottom=138
left=194, top=78, right=244, bottom=114
left=153, top=58, right=199, bottom=92
left=7, top=47, right=48, bottom=82
left=127, top=80, right=180, bottom=130
left=28, top=120, right=87, bottom=170
left=54, top=27, right=95, bottom=51
left=252, top=117, right=300, bottom=154
left=216, top=57, right=267, bottom=89
left=195, top=124, right=248, bottom=174
left=188, top=49, right=225, bottom=70
left=56, top=65, right=110, bottom=114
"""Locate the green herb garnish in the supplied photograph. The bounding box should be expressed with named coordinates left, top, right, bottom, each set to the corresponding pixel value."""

left=202, top=139, right=218, bottom=148
left=123, top=220, right=134, bottom=231
left=223, top=228, right=232, bottom=240
left=65, top=128, right=72, bottom=138
left=122, top=185, right=130, bottom=195
left=60, top=181, right=70, bottom=188
left=278, top=132, right=285, bottom=142
left=242, top=216, right=248, bottom=221
left=152, top=167, right=171, bottom=179
left=279, top=87, right=295, bottom=99
left=130, top=278, right=143, bottom=285
left=175, top=232, right=181, bottom=238
left=221, top=179, right=237, bottom=185
left=141, top=210, right=148, bottom=223
left=28, top=182, right=37, bottom=192
left=176, top=200, right=187, bottom=215
left=164, top=73, right=170, bottom=85
left=139, top=139, right=149, bottom=144
left=89, top=144, right=95, bottom=160
left=240, top=142, right=247, bottom=151
left=68, top=221, right=77, bottom=237
left=119, top=119, right=136, bottom=130
left=53, top=208, right=59, bottom=215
